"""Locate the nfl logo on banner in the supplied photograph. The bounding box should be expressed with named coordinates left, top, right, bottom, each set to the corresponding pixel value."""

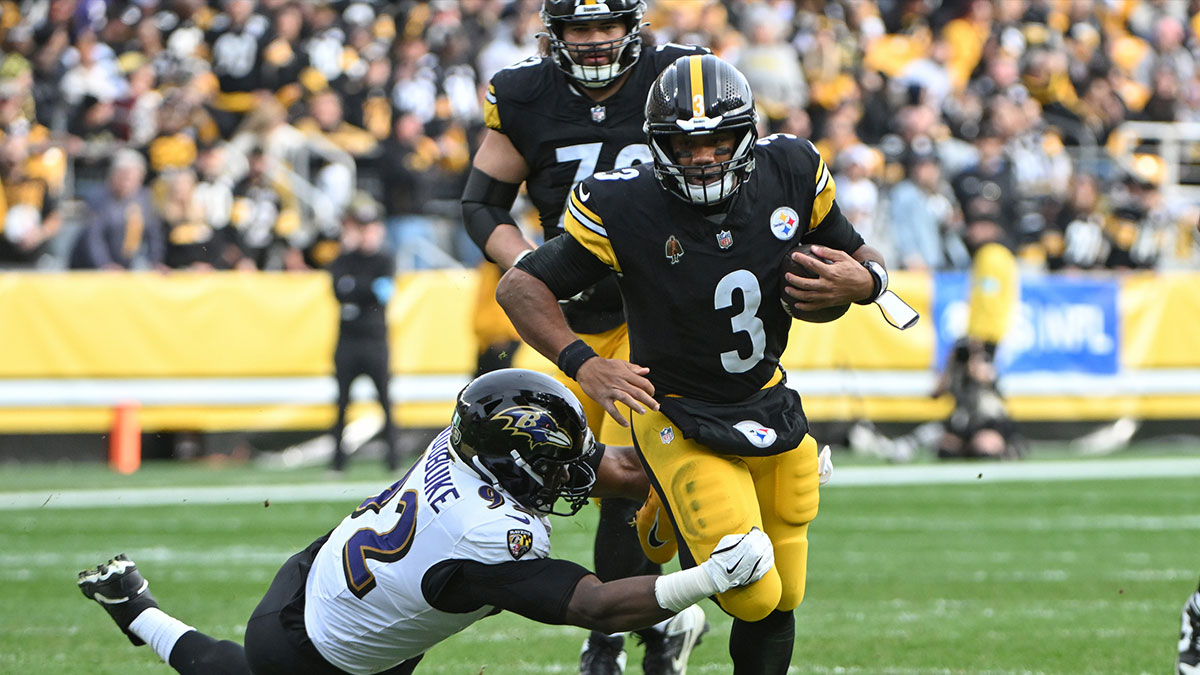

left=716, top=230, right=733, bottom=249
left=591, top=105, right=606, bottom=123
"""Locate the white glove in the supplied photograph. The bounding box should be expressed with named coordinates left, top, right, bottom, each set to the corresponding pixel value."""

left=700, top=527, right=775, bottom=592
left=818, top=445, right=833, bottom=486
left=654, top=527, right=775, bottom=612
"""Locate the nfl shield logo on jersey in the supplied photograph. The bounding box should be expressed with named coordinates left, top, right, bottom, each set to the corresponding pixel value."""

left=716, top=230, right=733, bottom=249
left=659, top=426, right=675, bottom=444
left=507, top=529, right=533, bottom=560
left=591, top=104, right=606, bottom=123
left=769, top=207, right=801, bottom=240
left=733, top=421, right=778, bottom=448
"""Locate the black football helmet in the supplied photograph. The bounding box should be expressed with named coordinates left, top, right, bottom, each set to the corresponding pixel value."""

left=450, top=368, right=596, bottom=516
left=540, top=0, right=646, bottom=88
left=645, top=54, right=758, bottom=206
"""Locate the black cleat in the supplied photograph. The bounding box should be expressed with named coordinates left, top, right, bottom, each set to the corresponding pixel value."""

left=1181, top=581, right=1200, bottom=675
left=78, top=554, right=158, bottom=646
left=579, top=631, right=626, bottom=675
left=639, top=604, right=708, bottom=675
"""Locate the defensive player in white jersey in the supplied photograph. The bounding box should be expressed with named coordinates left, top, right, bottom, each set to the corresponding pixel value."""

left=78, top=369, right=774, bottom=675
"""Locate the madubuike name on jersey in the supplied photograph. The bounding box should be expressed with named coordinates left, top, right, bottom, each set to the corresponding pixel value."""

left=563, top=134, right=866, bottom=403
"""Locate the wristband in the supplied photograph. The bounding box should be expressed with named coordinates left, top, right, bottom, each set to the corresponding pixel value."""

left=654, top=565, right=720, bottom=613
left=855, top=260, right=888, bottom=305
left=556, top=339, right=598, bottom=380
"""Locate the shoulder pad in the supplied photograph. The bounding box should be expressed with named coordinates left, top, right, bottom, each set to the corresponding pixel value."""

left=489, top=56, right=554, bottom=106
left=650, top=42, right=710, bottom=68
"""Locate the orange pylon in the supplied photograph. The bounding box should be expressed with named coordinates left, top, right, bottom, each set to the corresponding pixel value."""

left=109, top=401, right=141, bottom=474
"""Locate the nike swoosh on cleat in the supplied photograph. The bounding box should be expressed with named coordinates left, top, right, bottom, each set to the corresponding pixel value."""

left=647, top=513, right=667, bottom=548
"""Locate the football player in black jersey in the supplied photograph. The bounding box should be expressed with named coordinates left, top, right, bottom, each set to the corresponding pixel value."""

left=497, top=54, right=894, bottom=674
left=460, top=2, right=710, bottom=672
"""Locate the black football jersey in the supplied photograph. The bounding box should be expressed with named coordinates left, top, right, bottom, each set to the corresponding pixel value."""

left=484, top=42, right=707, bottom=238
left=563, top=134, right=865, bottom=402
left=484, top=41, right=706, bottom=333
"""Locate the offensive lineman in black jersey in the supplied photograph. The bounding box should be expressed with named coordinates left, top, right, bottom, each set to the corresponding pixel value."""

left=460, top=2, right=709, bottom=672
left=497, top=55, right=894, bottom=674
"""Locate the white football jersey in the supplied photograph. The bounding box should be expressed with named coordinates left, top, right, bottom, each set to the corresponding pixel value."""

left=304, top=427, right=553, bottom=674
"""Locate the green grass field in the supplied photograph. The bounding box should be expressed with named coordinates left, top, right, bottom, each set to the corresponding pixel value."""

left=3, top=447, right=1198, bottom=674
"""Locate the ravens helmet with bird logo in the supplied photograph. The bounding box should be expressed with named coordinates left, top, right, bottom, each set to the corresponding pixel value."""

left=450, top=369, right=597, bottom=515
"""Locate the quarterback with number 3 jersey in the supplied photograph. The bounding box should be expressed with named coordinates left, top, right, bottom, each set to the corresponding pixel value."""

left=498, top=54, right=893, bottom=674
left=461, top=3, right=711, bottom=671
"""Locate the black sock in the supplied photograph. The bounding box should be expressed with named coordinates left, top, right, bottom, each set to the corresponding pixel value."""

left=167, top=630, right=252, bottom=675
left=729, top=609, right=795, bottom=675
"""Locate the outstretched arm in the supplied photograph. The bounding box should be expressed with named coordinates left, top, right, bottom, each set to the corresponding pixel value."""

left=428, top=529, right=774, bottom=634
left=588, top=444, right=649, bottom=502
left=496, top=239, right=659, bottom=426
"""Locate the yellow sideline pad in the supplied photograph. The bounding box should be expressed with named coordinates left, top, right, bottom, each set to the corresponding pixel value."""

left=0, top=270, right=1197, bottom=432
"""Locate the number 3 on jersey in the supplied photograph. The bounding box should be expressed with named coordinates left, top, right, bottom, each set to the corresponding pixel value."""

left=343, top=483, right=419, bottom=599
left=715, top=270, right=766, bottom=373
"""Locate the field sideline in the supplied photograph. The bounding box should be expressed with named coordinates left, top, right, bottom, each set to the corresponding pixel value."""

left=3, top=449, right=1198, bottom=674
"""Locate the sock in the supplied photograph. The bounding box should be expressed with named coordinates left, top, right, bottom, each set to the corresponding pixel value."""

left=129, top=607, right=195, bottom=664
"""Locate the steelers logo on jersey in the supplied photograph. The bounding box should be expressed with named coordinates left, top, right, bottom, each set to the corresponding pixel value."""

left=770, top=207, right=801, bottom=240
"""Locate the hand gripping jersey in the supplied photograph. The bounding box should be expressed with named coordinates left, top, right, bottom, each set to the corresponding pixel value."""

left=484, top=42, right=706, bottom=333
left=304, top=428, right=553, bottom=674
left=563, top=134, right=865, bottom=402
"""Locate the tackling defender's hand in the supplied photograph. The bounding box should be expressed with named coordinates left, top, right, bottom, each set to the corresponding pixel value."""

left=576, top=358, right=658, bottom=427
left=701, top=527, right=775, bottom=592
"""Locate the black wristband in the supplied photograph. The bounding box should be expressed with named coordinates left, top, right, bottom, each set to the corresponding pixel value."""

left=556, top=339, right=598, bottom=380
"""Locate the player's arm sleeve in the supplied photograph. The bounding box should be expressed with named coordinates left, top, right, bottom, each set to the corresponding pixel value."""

left=461, top=166, right=520, bottom=254
left=422, top=557, right=592, bottom=624
left=514, top=232, right=610, bottom=300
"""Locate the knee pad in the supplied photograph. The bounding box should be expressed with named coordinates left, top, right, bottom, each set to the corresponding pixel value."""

left=716, top=567, right=783, bottom=623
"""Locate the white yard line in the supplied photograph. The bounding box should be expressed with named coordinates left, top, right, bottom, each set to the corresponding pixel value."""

left=3, top=457, right=1200, bottom=511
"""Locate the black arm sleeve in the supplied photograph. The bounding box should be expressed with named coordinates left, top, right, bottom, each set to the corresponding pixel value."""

left=461, top=166, right=521, bottom=255
left=514, top=234, right=610, bottom=300
left=422, top=557, right=592, bottom=624
left=802, top=202, right=866, bottom=254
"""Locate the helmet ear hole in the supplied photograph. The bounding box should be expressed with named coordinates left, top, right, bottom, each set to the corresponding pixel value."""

left=450, top=369, right=596, bottom=515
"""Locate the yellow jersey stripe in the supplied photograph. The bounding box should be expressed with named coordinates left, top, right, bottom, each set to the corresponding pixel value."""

left=810, top=160, right=835, bottom=231
left=483, top=84, right=501, bottom=131
left=569, top=190, right=603, bottom=225
left=564, top=210, right=620, bottom=272
left=689, top=56, right=704, bottom=118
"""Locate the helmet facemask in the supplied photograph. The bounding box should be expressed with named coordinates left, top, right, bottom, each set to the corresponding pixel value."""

left=648, top=124, right=757, bottom=205
left=540, top=1, right=646, bottom=88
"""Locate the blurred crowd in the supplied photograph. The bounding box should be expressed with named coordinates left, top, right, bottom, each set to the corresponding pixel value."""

left=2, top=0, right=1200, bottom=273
